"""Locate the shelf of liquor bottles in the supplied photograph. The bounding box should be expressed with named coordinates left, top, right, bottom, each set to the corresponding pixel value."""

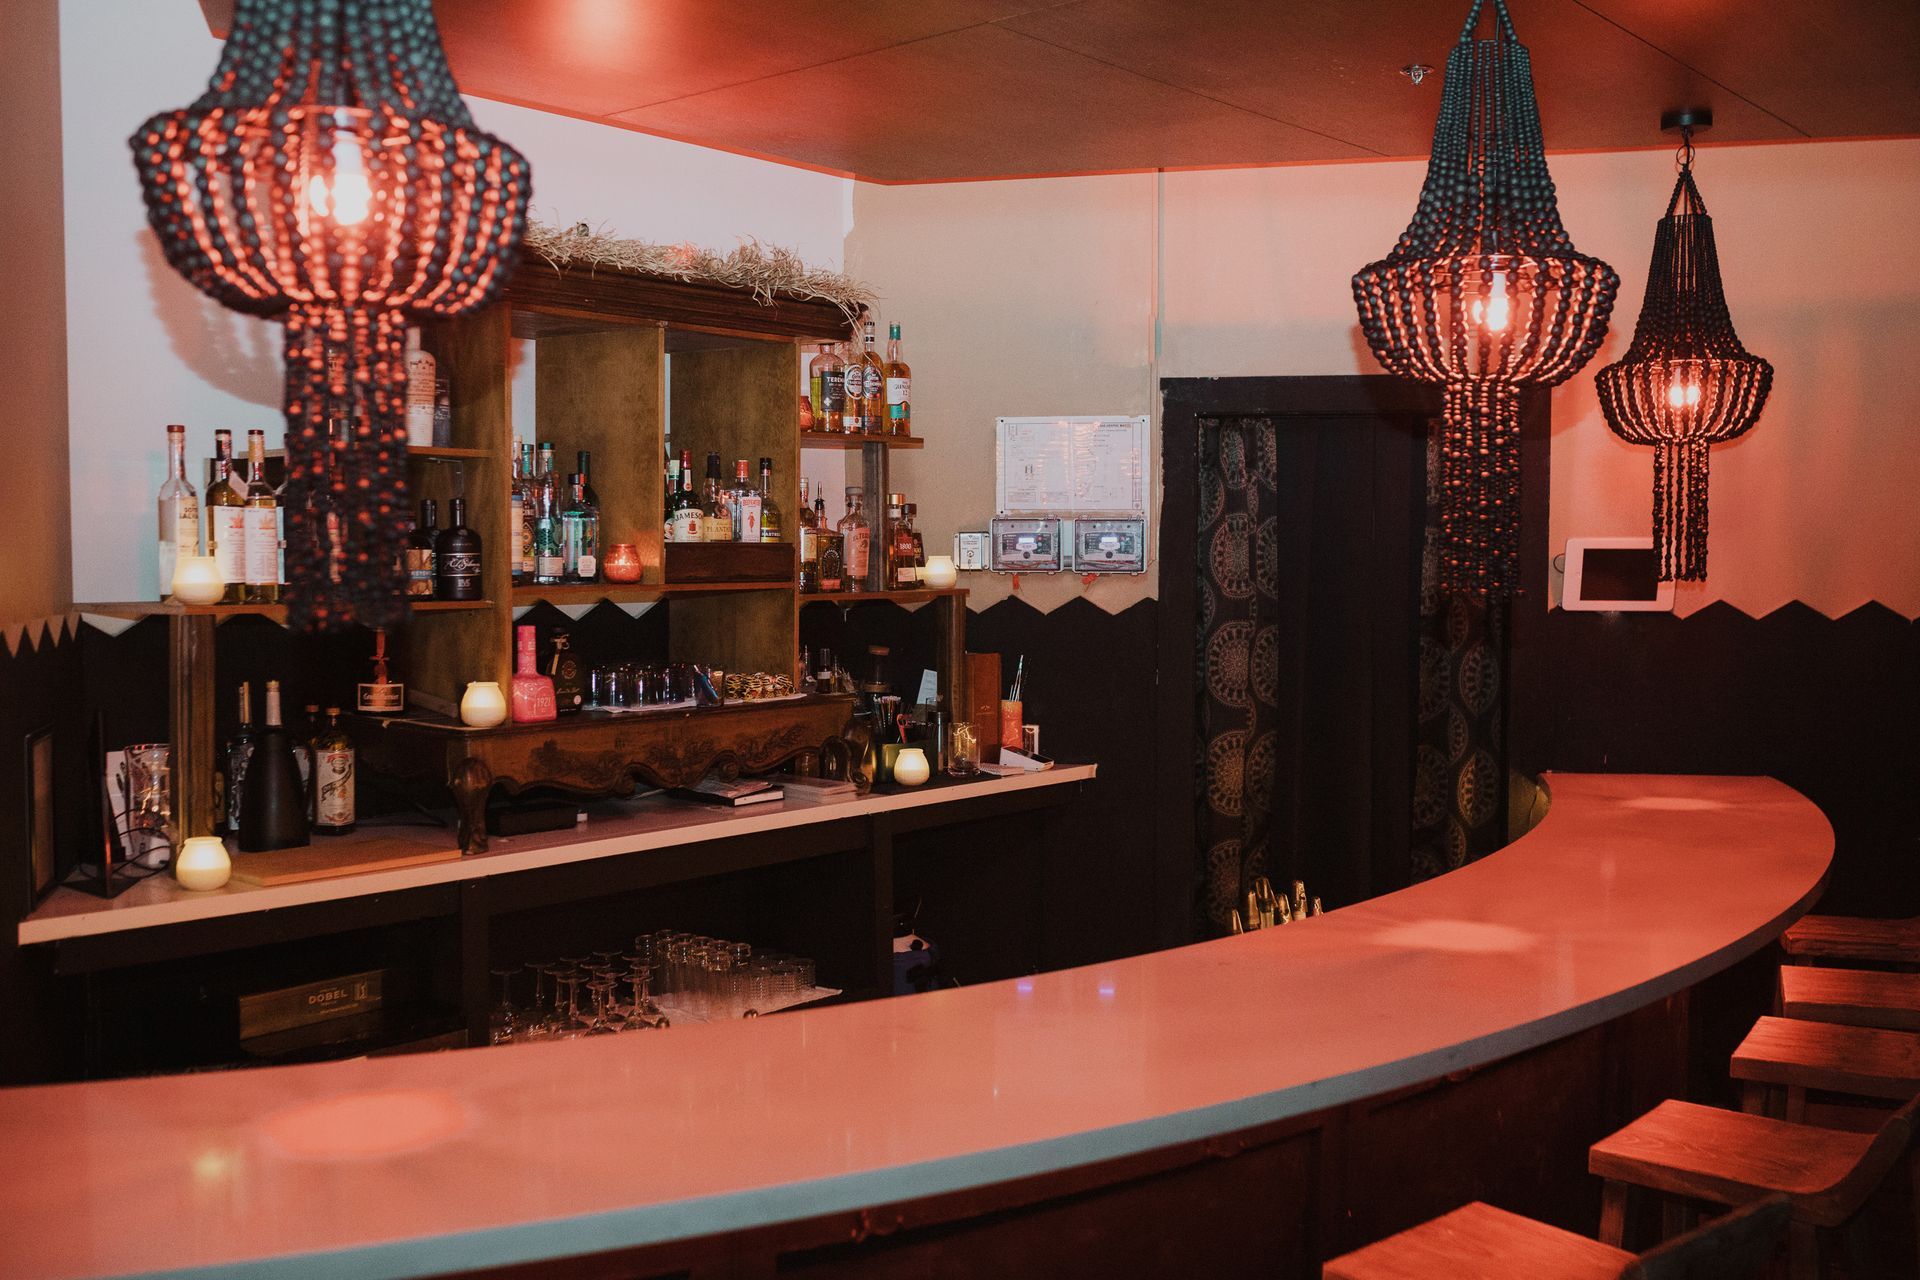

left=78, top=599, right=494, bottom=622
left=508, top=582, right=789, bottom=607
left=797, top=588, right=967, bottom=606
left=798, top=431, right=924, bottom=450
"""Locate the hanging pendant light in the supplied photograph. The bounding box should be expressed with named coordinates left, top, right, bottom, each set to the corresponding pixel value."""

left=130, top=0, right=531, bottom=630
left=1596, top=110, right=1772, bottom=582
left=1353, top=0, right=1618, bottom=599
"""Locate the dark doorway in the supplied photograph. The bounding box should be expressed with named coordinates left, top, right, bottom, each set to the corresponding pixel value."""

left=1155, top=377, right=1549, bottom=943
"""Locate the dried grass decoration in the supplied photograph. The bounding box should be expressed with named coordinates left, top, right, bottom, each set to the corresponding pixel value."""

left=524, top=222, right=877, bottom=326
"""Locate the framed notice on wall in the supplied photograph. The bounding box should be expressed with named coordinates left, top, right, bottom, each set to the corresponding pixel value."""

left=995, top=416, right=1150, bottom=517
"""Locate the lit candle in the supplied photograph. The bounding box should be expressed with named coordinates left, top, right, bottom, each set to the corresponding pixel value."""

left=602, top=542, right=643, bottom=583
left=174, top=836, right=232, bottom=891
left=893, top=747, right=931, bottom=787
left=170, top=555, right=226, bottom=606
left=922, top=555, right=958, bottom=589
left=460, top=681, right=508, bottom=728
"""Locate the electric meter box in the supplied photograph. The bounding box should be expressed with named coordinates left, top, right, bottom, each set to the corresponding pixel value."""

left=988, top=517, right=1064, bottom=573
left=1069, top=517, right=1148, bottom=574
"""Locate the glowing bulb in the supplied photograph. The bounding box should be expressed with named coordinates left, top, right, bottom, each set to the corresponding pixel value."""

left=1468, top=268, right=1512, bottom=333
left=306, top=130, right=371, bottom=226
left=1666, top=380, right=1702, bottom=409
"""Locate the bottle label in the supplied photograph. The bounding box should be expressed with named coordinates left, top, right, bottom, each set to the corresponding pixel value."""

left=673, top=510, right=702, bottom=542
left=315, top=749, right=355, bottom=827
left=887, top=378, right=911, bottom=417
left=405, top=547, right=436, bottom=596
left=442, top=552, right=481, bottom=587
left=243, top=507, right=279, bottom=585
left=895, top=565, right=919, bottom=586
left=846, top=529, right=869, bottom=579
left=211, top=508, right=247, bottom=585
left=537, top=553, right=565, bottom=576
left=509, top=498, right=524, bottom=573
left=821, top=370, right=844, bottom=412
left=864, top=366, right=884, bottom=399
left=175, top=499, right=201, bottom=555
left=226, top=743, right=254, bottom=832
left=740, top=496, right=762, bottom=543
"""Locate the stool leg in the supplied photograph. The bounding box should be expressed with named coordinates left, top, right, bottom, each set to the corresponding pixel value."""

left=1600, top=1180, right=1634, bottom=1249
left=1742, top=1081, right=1773, bottom=1117
left=1784, top=1085, right=1808, bottom=1125
left=1661, top=1197, right=1695, bottom=1242
left=1788, top=1220, right=1819, bottom=1280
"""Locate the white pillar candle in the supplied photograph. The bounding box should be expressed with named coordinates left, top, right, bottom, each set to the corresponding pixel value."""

left=460, top=681, right=508, bottom=728
left=922, top=556, right=958, bottom=589
left=170, top=555, right=226, bottom=606
left=174, top=836, right=232, bottom=891
left=893, top=747, right=931, bottom=787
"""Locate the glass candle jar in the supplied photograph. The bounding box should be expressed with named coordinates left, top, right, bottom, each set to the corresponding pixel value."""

left=169, top=555, right=225, bottom=605
left=602, top=542, right=643, bottom=583
left=892, top=747, right=931, bottom=787
left=460, top=681, right=508, bottom=728
left=173, top=835, right=232, bottom=891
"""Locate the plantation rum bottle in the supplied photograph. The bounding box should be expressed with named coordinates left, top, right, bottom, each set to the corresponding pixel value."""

left=884, top=323, right=912, bottom=436
left=756, top=457, right=782, bottom=543
left=434, top=497, right=483, bottom=600
left=241, top=428, right=281, bottom=604
left=809, top=342, right=847, bottom=433
left=560, top=473, right=600, bottom=582
left=156, top=424, right=200, bottom=598
left=311, top=709, right=356, bottom=836
left=406, top=498, right=438, bottom=597
left=238, top=680, right=309, bottom=853
left=856, top=320, right=886, bottom=434
left=838, top=487, right=872, bottom=587
left=224, top=681, right=256, bottom=836
left=206, top=428, right=247, bottom=603
left=702, top=453, right=731, bottom=541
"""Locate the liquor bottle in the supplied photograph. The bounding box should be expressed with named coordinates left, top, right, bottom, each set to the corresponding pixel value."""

left=576, top=450, right=599, bottom=509
left=238, top=679, right=310, bottom=852
left=904, top=501, right=926, bottom=575
left=838, top=487, right=872, bottom=586
left=809, top=342, right=847, bottom=433
left=663, top=453, right=680, bottom=541
left=757, top=457, right=783, bottom=543
left=241, top=428, right=280, bottom=604
left=857, top=320, right=886, bottom=434
left=435, top=497, right=483, bottom=600
left=702, top=452, right=731, bottom=542
left=560, top=473, right=600, bottom=582
left=508, top=436, right=527, bottom=587
left=406, top=498, right=438, bottom=597
left=517, top=440, right=536, bottom=581
left=224, top=681, right=256, bottom=836
left=404, top=328, right=436, bottom=447
left=533, top=443, right=564, bottom=585
left=886, top=493, right=920, bottom=589
left=671, top=464, right=704, bottom=542
left=797, top=478, right=819, bottom=590
left=293, top=703, right=318, bottom=801
left=205, top=428, right=247, bottom=603
left=316, top=416, right=349, bottom=586
left=432, top=377, right=452, bottom=448
left=156, top=423, right=200, bottom=598
left=817, top=511, right=845, bottom=593
left=548, top=628, right=584, bottom=714
left=509, top=624, right=557, bottom=723
left=884, top=323, right=912, bottom=436
left=732, top=459, right=761, bottom=542
left=312, top=708, right=356, bottom=835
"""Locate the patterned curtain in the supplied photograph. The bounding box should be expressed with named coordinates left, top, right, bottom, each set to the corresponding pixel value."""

left=1411, top=422, right=1509, bottom=879
left=1194, top=418, right=1281, bottom=935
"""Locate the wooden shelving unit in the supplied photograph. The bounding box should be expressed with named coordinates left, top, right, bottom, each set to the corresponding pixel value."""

left=510, top=581, right=789, bottom=606
left=799, top=431, right=925, bottom=450
left=78, top=599, right=493, bottom=623
left=799, top=588, right=966, bottom=606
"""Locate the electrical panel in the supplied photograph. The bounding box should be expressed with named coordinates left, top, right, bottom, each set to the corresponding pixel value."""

left=988, top=517, right=1064, bottom=574
left=1070, top=517, right=1148, bottom=574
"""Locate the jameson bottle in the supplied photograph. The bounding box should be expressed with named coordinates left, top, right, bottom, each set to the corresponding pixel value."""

left=241, top=428, right=281, bottom=604
left=205, top=428, right=247, bottom=603
left=406, top=499, right=437, bottom=597
left=435, top=498, right=483, bottom=600
left=311, top=708, right=356, bottom=836
left=239, top=680, right=309, bottom=853
left=671, top=454, right=703, bottom=542
left=156, top=423, right=200, bottom=598
left=224, top=681, right=256, bottom=836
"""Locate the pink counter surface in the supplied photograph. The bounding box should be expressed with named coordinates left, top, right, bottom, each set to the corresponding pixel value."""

left=0, top=773, right=1831, bottom=1279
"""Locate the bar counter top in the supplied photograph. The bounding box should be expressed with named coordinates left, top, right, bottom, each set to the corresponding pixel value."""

left=0, top=773, right=1832, bottom=1280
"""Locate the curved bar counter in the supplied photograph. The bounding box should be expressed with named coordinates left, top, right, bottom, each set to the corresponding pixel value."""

left=0, top=773, right=1832, bottom=1279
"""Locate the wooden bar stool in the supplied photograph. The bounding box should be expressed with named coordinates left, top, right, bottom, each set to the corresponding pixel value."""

left=1321, top=1194, right=1788, bottom=1280
left=1780, top=965, right=1920, bottom=1032
left=1731, top=1015, right=1920, bottom=1122
left=1588, top=1094, right=1920, bottom=1279
left=1782, top=914, right=1920, bottom=965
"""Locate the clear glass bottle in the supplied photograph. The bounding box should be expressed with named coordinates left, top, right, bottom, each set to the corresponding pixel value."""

left=838, top=487, right=872, bottom=586
left=224, top=681, right=256, bottom=836
left=205, top=428, right=247, bottom=603
left=156, top=423, right=200, bottom=598
left=560, top=473, right=600, bottom=582
left=887, top=493, right=920, bottom=589
left=508, top=435, right=527, bottom=587
left=796, top=478, right=819, bottom=589
left=241, top=428, right=280, bottom=604
left=809, top=342, right=847, bottom=433
left=756, top=456, right=783, bottom=543
left=406, top=498, right=438, bottom=597
left=884, top=323, right=912, bottom=436
left=533, top=442, right=564, bottom=585
left=857, top=320, right=886, bottom=434
left=312, top=708, right=356, bottom=835
left=730, top=459, right=759, bottom=542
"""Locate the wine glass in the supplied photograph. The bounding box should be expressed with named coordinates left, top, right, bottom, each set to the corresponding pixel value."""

left=488, top=967, right=519, bottom=1044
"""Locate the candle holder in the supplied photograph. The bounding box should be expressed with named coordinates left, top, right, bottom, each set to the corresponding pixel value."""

left=174, top=836, right=232, bottom=891
left=460, top=681, right=508, bottom=728
left=602, top=543, right=643, bottom=583
left=169, top=555, right=225, bottom=606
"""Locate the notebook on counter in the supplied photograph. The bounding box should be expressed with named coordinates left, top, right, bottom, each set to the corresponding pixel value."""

left=674, top=774, right=785, bottom=807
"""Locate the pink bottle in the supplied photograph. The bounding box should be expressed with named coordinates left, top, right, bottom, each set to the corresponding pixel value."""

left=510, top=624, right=557, bottom=723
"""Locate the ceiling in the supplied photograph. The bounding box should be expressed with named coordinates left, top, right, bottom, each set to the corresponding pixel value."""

left=199, top=0, right=1920, bottom=182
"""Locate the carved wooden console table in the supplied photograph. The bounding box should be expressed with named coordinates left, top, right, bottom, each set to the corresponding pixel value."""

left=353, top=694, right=864, bottom=853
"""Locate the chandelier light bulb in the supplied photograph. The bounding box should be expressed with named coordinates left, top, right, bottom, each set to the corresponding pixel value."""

left=308, top=125, right=371, bottom=226
left=1666, top=379, right=1702, bottom=409
left=1470, top=268, right=1512, bottom=333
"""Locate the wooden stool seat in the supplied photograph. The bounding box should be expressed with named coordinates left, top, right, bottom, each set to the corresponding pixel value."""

left=1589, top=1099, right=1876, bottom=1225
left=1322, top=1201, right=1631, bottom=1280
left=1732, top=1015, right=1920, bottom=1104
left=1780, top=965, right=1920, bottom=1031
left=1781, top=914, right=1920, bottom=964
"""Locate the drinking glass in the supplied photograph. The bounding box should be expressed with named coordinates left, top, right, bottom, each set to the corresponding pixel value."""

left=555, top=968, right=593, bottom=1038
left=947, top=723, right=979, bottom=777
left=585, top=977, right=620, bottom=1035
left=123, top=743, right=175, bottom=868
left=488, top=967, right=519, bottom=1045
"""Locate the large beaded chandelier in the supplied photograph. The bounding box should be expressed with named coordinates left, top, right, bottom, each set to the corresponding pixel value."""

left=1596, top=114, right=1772, bottom=582
left=1353, top=0, right=1617, bottom=599
left=130, top=0, right=530, bottom=630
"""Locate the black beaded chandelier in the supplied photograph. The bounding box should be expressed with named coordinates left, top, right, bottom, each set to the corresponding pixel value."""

left=1353, top=0, right=1618, bottom=599
left=1596, top=113, right=1772, bottom=582
left=130, top=0, right=530, bottom=630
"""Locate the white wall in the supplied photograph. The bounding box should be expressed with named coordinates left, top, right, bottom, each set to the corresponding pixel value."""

left=60, top=0, right=853, bottom=604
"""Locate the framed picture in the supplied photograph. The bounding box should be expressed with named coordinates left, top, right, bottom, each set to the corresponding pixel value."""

left=1561, top=537, right=1675, bottom=613
left=24, top=726, right=55, bottom=908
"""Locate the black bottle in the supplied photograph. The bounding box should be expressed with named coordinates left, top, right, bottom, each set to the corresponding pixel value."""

left=434, top=497, right=483, bottom=600
left=576, top=449, right=600, bottom=509
left=239, top=680, right=311, bottom=853
left=407, top=498, right=438, bottom=598
left=224, top=681, right=256, bottom=836
left=548, top=627, right=585, bottom=714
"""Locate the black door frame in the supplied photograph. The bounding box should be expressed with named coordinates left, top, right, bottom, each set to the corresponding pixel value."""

left=1153, top=376, right=1551, bottom=950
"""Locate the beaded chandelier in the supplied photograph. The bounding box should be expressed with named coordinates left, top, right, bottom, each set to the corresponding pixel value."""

left=1596, top=119, right=1772, bottom=582
left=130, top=0, right=530, bottom=630
left=1353, top=0, right=1617, bottom=598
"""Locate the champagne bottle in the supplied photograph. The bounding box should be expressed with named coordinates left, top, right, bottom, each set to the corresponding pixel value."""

left=206, top=429, right=246, bottom=603
left=312, top=708, right=356, bottom=835
left=239, top=680, right=309, bottom=852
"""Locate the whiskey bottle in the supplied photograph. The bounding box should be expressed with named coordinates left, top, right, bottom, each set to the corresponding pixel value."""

left=671, top=463, right=704, bottom=542
left=224, top=681, right=256, bottom=836
left=311, top=708, right=356, bottom=835
left=435, top=497, right=483, bottom=601
left=756, top=456, right=782, bottom=543
left=797, top=478, right=819, bottom=590
left=886, top=493, right=920, bottom=589
left=884, top=323, right=912, bottom=436
left=238, top=679, right=310, bottom=853
left=156, top=423, right=200, bottom=598
left=406, top=498, right=438, bottom=597
left=904, top=502, right=926, bottom=576
left=241, top=428, right=280, bottom=604
left=508, top=436, right=527, bottom=587
left=732, top=459, right=760, bottom=541
left=702, top=452, right=731, bottom=542
left=205, top=428, right=247, bottom=603
left=560, top=473, right=600, bottom=581
left=809, top=342, right=847, bottom=433
left=838, top=487, right=872, bottom=586
left=857, top=320, right=886, bottom=434
left=817, top=510, right=845, bottom=593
